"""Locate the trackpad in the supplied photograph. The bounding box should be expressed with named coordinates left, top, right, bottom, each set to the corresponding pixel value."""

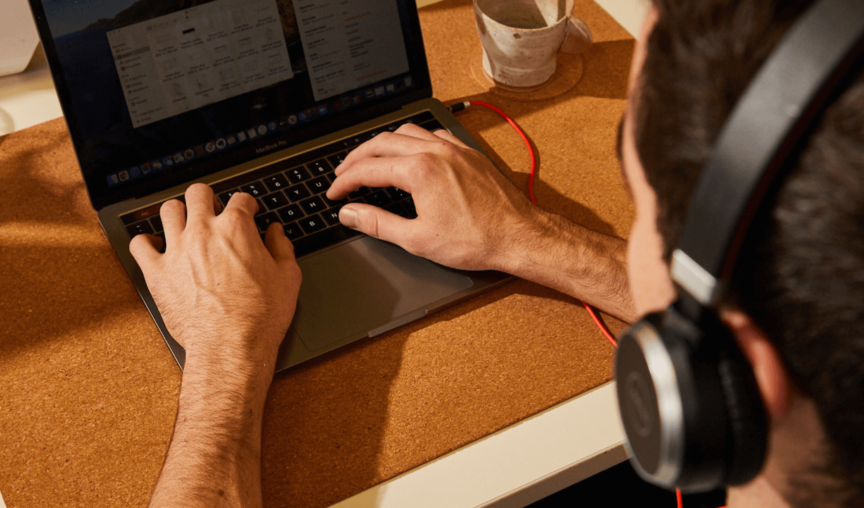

left=292, top=236, right=474, bottom=351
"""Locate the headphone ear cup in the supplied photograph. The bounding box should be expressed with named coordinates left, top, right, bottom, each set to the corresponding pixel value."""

left=617, top=306, right=769, bottom=493
left=714, top=326, right=768, bottom=485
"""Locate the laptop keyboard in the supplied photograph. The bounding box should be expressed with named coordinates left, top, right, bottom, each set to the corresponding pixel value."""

left=121, top=112, right=443, bottom=259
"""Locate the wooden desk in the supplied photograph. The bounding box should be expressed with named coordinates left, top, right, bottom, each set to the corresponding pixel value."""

left=0, top=1, right=635, bottom=506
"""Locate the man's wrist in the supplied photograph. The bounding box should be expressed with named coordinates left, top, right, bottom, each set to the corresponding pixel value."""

left=494, top=207, right=636, bottom=322
left=182, top=347, right=276, bottom=405
left=493, top=206, right=558, bottom=277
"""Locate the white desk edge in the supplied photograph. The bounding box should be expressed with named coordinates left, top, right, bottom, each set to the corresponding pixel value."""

left=331, top=382, right=627, bottom=508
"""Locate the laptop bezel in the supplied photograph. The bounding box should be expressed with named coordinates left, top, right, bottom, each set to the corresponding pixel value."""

left=27, top=0, right=433, bottom=212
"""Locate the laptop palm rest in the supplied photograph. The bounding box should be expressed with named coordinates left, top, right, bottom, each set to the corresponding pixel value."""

left=291, top=235, right=474, bottom=351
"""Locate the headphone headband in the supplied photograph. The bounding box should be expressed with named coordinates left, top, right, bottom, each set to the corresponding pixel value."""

left=671, top=0, right=864, bottom=306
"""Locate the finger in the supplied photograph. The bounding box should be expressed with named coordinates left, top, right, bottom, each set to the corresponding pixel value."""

left=129, top=233, right=162, bottom=272
left=185, top=183, right=217, bottom=221
left=327, top=155, right=417, bottom=200
left=336, top=131, right=441, bottom=176
left=160, top=199, right=187, bottom=242
left=339, top=203, right=415, bottom=247
left=265, top=222, right=298, bottom=271
left=431, top=127, right=470, bottom=148
left=222, top=191, right=259, bottom=217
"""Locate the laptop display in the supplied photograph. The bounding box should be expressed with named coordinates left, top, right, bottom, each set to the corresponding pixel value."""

left=30, top=0, right=431, bottom=210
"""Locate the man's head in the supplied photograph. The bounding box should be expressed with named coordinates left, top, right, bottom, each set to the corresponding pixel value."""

left=620, top=0, right=864, bottom=506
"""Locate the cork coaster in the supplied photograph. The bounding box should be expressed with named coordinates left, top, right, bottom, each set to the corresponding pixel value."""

left=469, top=51, right=585, bottom=101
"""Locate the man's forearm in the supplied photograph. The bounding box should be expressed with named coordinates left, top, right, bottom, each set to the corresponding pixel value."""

left=149, top=358, right=273, bottom=508
left=499, top=209, right=637, bottom=323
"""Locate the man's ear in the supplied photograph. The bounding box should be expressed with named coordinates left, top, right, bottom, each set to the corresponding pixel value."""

left=721, top=310, right=793, bottom=424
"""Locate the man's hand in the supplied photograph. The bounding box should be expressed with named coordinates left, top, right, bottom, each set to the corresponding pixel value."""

left=129, top=183, right=302, bottom=508
left=129, top=183, right=301, bottom=370
left=327, top=123, right=540, bottom=272
left=327, top=123, right=636, bottom=322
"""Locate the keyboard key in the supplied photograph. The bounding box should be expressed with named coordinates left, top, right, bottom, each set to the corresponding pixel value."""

left=365, top=189, right=393, bottom=208
left=322, top=206, right=343, bottom=226
left=348, top=186, right=371, bottom=199
left=402, top=197, right=417, bottom=218
left=150, top=216, right=163, bottom=233
left=299, top=196, right=326, bottom=215
left=285, top=184, right=312, bottom=202
left=240, top=181, right=267, bottom=198
left=420, top=120, right=445, bottom=132
left=277, top=204, right=304, bottom=222
left=282, top=221, right=304, bottom=240
left=128, top=203, right=162, bottom=224
left=322, top=192, right=344, bottom=207
left=307, top=159, right=333, bottom=176
left=326, top=172, right=337, bottom=183
left=126, top=221, right=154, bottom=237
left=285, top=166, right=311, bottom=184
left=307, top=176, right=331, bottom=194
left=263, top=174, right=290, bottom=192
left=217, top=189, right=240, bottom=206
left=327, top=152, right=348, bottom=168
left=339, top=135, right=364, bottom=150
left=388, top=187, right=410, bottom=200
left=385, top=201, right=408, bottom=217
left=255, top=212, right=280, bottom=231
left=262, top=191, right=289, bottom=210
left=298, top=214, right=326, bottom=234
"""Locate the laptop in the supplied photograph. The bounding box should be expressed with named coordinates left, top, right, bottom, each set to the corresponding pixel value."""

left=28, top=0, right=510, bottom=371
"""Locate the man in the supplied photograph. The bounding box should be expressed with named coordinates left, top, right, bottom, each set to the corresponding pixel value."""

left=129, top=0, right=864, bottom=506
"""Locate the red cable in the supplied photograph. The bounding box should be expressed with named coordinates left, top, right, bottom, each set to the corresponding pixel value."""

left=464, top=100, right=618, bottom=347
left=677, top=489, right=684, bottom=508
left=584, top=301, right=618, bottom=348
left=467, top=101, right=538, bottom=205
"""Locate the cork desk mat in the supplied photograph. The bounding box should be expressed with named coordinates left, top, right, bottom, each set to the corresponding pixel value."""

left=0, top=1, right=634, bottom=507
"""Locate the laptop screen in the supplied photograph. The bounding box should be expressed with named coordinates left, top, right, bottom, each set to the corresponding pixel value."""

left=30, top=0, right=431, bottom=209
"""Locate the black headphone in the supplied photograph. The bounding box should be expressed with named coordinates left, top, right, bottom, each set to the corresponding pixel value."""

left=615, top=0, right=864, bottom=493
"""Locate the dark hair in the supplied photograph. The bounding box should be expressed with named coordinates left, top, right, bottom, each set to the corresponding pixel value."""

left=635, top=0, right=864, bottom=506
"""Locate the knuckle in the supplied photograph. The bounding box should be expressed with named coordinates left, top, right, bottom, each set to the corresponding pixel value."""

left=377, top=131, right=396, bottom=142
left=438, top=141, right=461, bottom=158
left=221, top=207, right=249, bottom=226
left=233, top=192, right=258, bottom=210
left=396, top=123, right=421, bottom=135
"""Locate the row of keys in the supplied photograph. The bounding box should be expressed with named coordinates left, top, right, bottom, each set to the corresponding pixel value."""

left=218, top=173, right=334, bottom=208
left=121, top=111, right=443, bottom=257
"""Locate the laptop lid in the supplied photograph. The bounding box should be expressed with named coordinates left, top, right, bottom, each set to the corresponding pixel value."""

left=28, top=0, right=432, bottom=211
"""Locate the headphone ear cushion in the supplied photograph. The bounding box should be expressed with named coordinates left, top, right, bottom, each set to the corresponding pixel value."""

left=714, top=327, right=769, bottom=485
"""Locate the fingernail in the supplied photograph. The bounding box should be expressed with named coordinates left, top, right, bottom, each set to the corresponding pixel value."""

left=341, top=207, right=358, bottom=228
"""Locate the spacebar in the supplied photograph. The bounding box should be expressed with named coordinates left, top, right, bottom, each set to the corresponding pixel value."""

left=292, top=226, right=362, bottom=259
